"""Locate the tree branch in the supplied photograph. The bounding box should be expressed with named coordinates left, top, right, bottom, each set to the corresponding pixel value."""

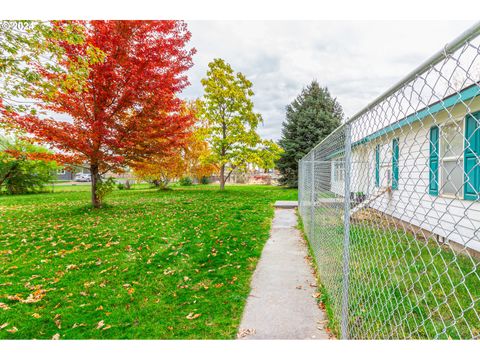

left=224, top=165, right=237, bottom=182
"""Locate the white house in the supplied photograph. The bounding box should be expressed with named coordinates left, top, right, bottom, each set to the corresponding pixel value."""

left=329, top=83, right=480, bottom=253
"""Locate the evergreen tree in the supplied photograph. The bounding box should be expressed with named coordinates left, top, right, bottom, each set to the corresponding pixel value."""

left=277, top=80, right=343, bottom=187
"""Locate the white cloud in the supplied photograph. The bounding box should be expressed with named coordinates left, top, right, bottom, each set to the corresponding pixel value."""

left=181, top=20, right=476, bottom=140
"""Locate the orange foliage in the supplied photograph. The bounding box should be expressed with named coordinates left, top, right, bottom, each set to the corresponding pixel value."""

left=132, top=152, right=185, bottom=188
left=132, top=131, right=217, bottom=186
left=183, top=133, right=218, bottom=180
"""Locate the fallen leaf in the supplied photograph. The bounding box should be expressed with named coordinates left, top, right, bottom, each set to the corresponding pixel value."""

left=24, top=289, right=46, bottom=303
left=7, top=289, right=46, bottom=304
left=128, top=288, right=135, bottom=295
left=0, top=303, right=10, bottom=311
left=238, top=328, right=256, bottom=338
left=32, top=313, right=41, bottom=319
left=72, top=323, right=86, bottom=328
left=0, top=323, right=9, bottom=330
left=186, top=312, right=201, bottom=320
left=52, top=333, right=60, bottom=340
left=163, top=268, right=175, bottom=275
left=6, top=327, right=18, bottom=333
left=102, top=325, right=112, bottom=331
left=96, top=320, right=105, bottom=329
left=66, top=264, right=78, bottom=271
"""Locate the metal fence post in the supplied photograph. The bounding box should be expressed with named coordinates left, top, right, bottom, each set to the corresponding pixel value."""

left=341, top=123, right=352, bottom=339
left=300, top=159, right=304, bottom=210
left=298, top=160, right=302, bottom=209
left=310, top=158, right=315, bottom=242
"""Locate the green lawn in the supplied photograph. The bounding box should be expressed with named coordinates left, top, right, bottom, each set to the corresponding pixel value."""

left=0, top=185, right=297, bottom=339
left=348, top=224, right=480, bottom=339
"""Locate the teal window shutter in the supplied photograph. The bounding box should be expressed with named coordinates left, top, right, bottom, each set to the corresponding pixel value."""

left=464, top=111, right=480, bottom=200
left=392, top=138, right=399, bottom=190
left=429, top=126, right=439, bottom=196
left=375, top=144, right=380, bottom=187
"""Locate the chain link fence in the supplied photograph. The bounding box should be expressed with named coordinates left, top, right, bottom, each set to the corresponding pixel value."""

left=299, top=22, right=480, bottom=339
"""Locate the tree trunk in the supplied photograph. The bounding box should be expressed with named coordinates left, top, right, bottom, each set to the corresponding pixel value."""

left=219, top=164, right=225, bottom=190
left=90, top=164, right=101, bottom=208
left=220, top=119, right=226, bottom=191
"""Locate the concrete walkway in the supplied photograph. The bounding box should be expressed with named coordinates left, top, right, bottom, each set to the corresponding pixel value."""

left=238, top=203, right=330, bottom=340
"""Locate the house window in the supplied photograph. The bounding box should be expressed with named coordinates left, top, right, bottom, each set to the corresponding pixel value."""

left=376, top=142, right=392, bottom=188
left=380, top=165, right=391, bottom=188
left=334, top=159, right=345, bottom=182
left=439, top=121, right=464, bottom=197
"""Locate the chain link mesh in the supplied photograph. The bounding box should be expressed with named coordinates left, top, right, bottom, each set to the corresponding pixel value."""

left=299, top=24, right=480, bottom=339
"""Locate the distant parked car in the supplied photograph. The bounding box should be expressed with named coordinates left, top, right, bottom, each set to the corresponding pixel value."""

left=74, top=173, right=91, bottom=182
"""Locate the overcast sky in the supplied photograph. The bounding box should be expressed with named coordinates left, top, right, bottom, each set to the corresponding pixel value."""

left=181, top=20, right=477, bottom=141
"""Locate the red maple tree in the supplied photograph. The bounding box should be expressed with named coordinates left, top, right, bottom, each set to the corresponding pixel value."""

left=5, top=21, right=195, bottom=207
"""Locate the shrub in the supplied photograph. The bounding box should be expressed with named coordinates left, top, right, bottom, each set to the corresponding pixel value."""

left=200, top=176, right=210, bottom=185
left=0, top=137, right=58, bottom=195
left=179, top=176, right=193, bottom=186
left=117, top=180, right=132, bottom=190
left=96, top=177, right=116, bottom=204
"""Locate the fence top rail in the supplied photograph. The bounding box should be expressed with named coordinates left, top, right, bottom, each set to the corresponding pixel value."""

left=302, top=20, right=480, bottom=160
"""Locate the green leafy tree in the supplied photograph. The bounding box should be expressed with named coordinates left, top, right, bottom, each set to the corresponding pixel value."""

left=199, top=58, right=265, bottom=190
left=0, top=136, right=58, bottom=194
left=277, top=80, right=343, bottom=187
left=256, top=140, right=283, bottom=172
